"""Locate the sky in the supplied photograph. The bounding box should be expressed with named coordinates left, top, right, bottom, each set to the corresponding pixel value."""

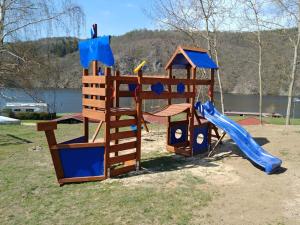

left=78, top=0, right=156, bottom=37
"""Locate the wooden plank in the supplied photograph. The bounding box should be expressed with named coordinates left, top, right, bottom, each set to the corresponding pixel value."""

left=82, top=87, right=106, bottom=96
left=109, top=152, right=137, bottom=165
left=170, top=120, right=189, bottom=126
left=55, top=142, right=105, bottom=149
left=110, top=109, right=137, bottom=117
left=110, top=131, right=136, bottom=141
left=110, top=141, right=137, bottom=153
left=59, top=176, right=106, bottom=184
left=110, top=119, right=137, bottom=128
left=140, top=91, right=195, bottom=99
left=37, top=121, right=57, bottom=131
left=110, top=76, right=138, bottom=83
left=119, top=91, right=135, bottom=97
left=181, top=46, right=208, bottom=52
left=82, top=76, right=106, bottom=84
left=82, top=108, right=105, bottom=121
left=140, top=77, right=211, bottom=85
left=91, top=121, right=103, bottom=143
left=82, top=98, right=105, bottom=109
left=110, top=165, right=136, bottom=177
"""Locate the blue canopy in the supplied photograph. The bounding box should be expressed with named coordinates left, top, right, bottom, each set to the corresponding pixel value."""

left=168, top=48, right=218, bottom=69
left=185, top=50, right=218, bottom=69
left=79, top=36, right=115, bottom=69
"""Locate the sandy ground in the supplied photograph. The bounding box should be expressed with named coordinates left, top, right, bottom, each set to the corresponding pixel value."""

left=119, top=125, right=300, bottom=225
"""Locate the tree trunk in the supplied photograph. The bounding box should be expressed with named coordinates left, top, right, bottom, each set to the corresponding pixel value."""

left=258, top=32, right=263, bottom=125
left=213, top=32, right=225, bottom=114
left=0, top=0, right=5, bottom=45
left=286, top=41, right=299, bottom=125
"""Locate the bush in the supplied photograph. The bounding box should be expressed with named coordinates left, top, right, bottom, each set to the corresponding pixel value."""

left=1, top=111, right=56, bottom=120
left=14, top=112, right=56, bottom=120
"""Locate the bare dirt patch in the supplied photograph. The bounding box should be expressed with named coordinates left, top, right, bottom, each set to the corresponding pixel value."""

left=119, top=125, right=300, bottom=225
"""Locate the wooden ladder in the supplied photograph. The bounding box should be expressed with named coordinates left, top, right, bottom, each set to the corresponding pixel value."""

left=107, top=112, right=139, bottom=177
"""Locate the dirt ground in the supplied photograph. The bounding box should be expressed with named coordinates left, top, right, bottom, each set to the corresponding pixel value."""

left=120, top=125, right=300, bottom=225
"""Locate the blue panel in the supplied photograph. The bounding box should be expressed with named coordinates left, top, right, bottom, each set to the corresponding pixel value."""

left=59, top=147, right=105, bottom=178
left=192, top=125, right=209, bottom=154
left=79, top=36, right=115, bottom=69
left=177, top=83, right=185, bottom=94
left=151, top=82, right=164, bottom=95
left=170, top=124, right=188, bottom=145
left=185, top=50, right=218, bottom=69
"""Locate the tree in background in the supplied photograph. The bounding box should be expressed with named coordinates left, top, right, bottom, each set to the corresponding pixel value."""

left=239, top=0, right=268, bottom=124
left=0, top=0, right=84, bottom=100
left=269, top=0, right=300, bottom=125
left=149, top=0, right=235, bottom=114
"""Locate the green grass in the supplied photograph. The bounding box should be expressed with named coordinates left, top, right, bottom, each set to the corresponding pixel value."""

left=0, top=124, right=212, bottom=225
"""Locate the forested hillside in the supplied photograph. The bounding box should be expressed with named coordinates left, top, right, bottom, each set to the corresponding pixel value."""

left=24, top=29, right=299, bottom=95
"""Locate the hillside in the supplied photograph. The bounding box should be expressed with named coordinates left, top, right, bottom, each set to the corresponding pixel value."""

left=25, top=29, right=300, bottom=95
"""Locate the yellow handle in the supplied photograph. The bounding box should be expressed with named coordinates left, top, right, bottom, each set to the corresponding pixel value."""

left=134, top=60, right=147, bottom=74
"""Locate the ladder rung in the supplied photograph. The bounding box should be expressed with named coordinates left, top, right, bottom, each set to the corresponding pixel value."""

left=110, top=141, right=137, bottom=152
left=110, top=165, right=136, bottom=177
left=110, top=119, right=137, bottom=128
left=109, top=152, right=137, bottom=165
left=110, top=131, right=136, bottom=141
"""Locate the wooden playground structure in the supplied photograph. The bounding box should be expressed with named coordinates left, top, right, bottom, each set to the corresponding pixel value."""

left=37, top=29, right=221, bottom=185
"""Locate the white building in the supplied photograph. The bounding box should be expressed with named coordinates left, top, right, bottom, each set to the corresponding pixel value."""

left=5, top=102, right=48, bottom=113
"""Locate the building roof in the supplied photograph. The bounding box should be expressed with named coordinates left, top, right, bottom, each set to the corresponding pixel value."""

left=165, top=46, right=218, bottom=70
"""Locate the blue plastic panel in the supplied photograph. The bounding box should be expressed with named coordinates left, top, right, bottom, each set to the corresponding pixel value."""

left=59, top=147, right=105, bottom=178
left=192, top=125, right=209, bottom=154
left=170, top=124, right=188, bottom=145
left=79, top=36, right=115, bottom=68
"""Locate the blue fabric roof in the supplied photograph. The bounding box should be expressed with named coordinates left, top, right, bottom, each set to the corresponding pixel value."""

left=171, top=50, right=218, bottom=69
left=185, top=50, right=218, bottom=69
left=79, top=36, right=115, bottom=69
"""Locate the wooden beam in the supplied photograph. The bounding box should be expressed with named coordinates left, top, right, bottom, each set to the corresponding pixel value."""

left=82, top=108, right=105, bottom=121
left=110, top=141, right=137, bottom=153
left=37, top=121, right=57, bottom=131
left=82, top=87, right=106, bottom=96
left=91, top=121, right=103, bottom=143
left=110, top=131, right=137, bottom=141
left=110, top=119, right=137, bottom=128
left=109, top=152, right=137, bottom=165
left=110, top=165, right=136, bottom=177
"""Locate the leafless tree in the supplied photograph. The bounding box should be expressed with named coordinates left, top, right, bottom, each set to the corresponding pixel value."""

left=239, top=0, right=267, bottom=124
left=0, top=0, right=84, bottom=100
left=148, top=0, right=235, bottom=113
left=267, top=0, right=300, bottom=125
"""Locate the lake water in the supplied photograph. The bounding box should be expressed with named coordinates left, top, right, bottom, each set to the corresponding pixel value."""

left=0, top=88, right=299, bottom=118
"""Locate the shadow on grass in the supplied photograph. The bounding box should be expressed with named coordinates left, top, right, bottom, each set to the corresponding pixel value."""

left=0, top=134, right=32, bottom=146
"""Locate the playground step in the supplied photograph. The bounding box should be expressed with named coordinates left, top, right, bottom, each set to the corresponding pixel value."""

left=110, top=164, right=136, bottom=177
left=109, top=141, right=137, bottom=153
left=110, top=119, right=137, bottom=128
left=108, top=152, right=137, bottom=165
left=110, top=130, right=137, bottom=141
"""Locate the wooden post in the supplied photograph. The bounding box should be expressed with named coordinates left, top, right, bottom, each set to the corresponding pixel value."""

left=114, top=70, right=120, bottom=156
left=83, top=68, right=89, bottom=142
left=136, top=70, right=143, bottom=170
left=208, top=69, right=215, bottom=151
left=190, top=67, right=196, bottom=156
left=104, top=67, right=111, bottom=178
left=167, top=66, right=172, bottom=145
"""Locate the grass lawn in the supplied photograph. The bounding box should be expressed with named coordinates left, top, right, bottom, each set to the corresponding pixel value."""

left=0, top=123, right=212, bottom=225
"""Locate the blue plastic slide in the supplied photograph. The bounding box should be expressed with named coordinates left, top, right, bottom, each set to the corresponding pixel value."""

left=195, top=101, right=282, bottom=174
